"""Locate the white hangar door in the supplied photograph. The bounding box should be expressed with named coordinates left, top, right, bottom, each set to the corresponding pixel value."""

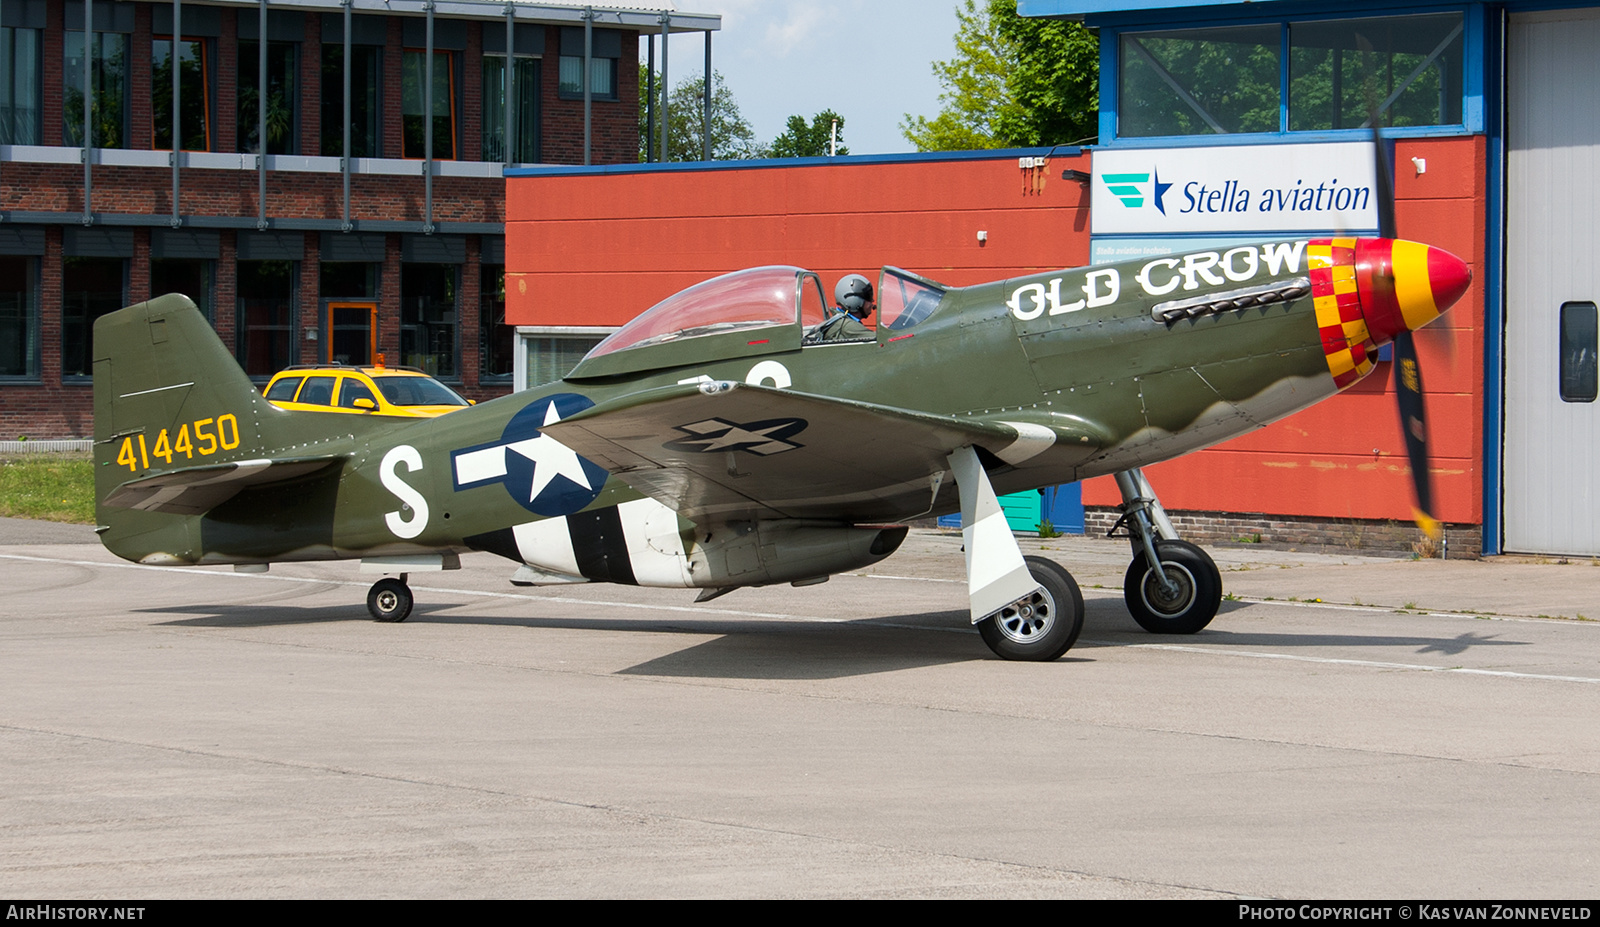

left=1505, top=9, right=1600, bottom=555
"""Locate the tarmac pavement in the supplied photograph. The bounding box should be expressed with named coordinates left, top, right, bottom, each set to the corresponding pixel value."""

left=1, top=517, right=1597, bottom=898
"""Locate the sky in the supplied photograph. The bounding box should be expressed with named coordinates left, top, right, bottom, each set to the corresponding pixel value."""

left=655, top=0, right=964, bottom=155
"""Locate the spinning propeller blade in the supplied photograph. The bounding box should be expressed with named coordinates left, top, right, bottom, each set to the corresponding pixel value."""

left=1362, top=37, right=1442, bottom=541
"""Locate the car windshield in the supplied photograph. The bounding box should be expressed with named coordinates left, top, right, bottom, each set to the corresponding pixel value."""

left=372, top=375, right=469, bottom=407
left=585, top=266, right=806, bottom=359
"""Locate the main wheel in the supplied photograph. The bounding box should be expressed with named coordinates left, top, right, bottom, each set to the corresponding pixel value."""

left=1123, top=539, right=1222, bottom=634
left=978, top=556, right=1085, bottom=661
left=367, top=578, right=413, bottom=623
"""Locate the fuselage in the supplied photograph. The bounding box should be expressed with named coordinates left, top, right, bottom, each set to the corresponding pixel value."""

left=96, top=237, right=1469, bottom=589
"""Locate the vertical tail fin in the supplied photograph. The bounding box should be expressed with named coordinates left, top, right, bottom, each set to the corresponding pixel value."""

left=92, top=295, right=348, bottom=563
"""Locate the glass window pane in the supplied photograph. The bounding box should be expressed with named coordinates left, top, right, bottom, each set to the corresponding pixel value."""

left=1120, top=25, right=1280, bottom=137
left=480, top=264, right=513, bottom=379
left=481, top=55, right=540, bottom=163
left=338, top=379, right=377, bottom=408
left=297, top=376, right=336, bottom=405
left=150, top=259, right=212, bottom=319
left=64, top=32, right=128, bottom=148
left=152, top=38, right=209, bottom=150
left=2, top=27, right=42, bottom=145
left=526, top=335, right=607, bottom=387
left=1561, top=301, right=1598, bottom=403
left=0, top=256, right=38, bottom=378
left=401, top=264, right=458, bottom=378
left=321, top=44, right=381, bottom=158
left=558, top=56, right=582, bottom=96
left=62, top=258, right=125, bottom=378
left=238, top=41, right=297, bottom=154
left=1290, top=14, right=1464, bottom=131
left=265, top=376, right=302, bottom=401
left=402, top=50, right=455, bottom=159
left=236, top=260, right=296, bottom=377
left=590, top=57, right=614, bottom=99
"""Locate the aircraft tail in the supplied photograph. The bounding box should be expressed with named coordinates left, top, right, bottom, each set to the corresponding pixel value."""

left=93, top=295, right=348, bottom=561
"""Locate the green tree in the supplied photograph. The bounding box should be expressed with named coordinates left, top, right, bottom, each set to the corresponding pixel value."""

left=638, top=67, right=763, bottom=162
left=768, top=110, right=849, bottom=158
left=902, top=0, right=1098, bottom=151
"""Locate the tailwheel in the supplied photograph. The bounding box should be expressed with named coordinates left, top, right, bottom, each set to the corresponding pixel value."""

left=978, top=556, right=1085, bottom=661
left=367, top=577, right=414, bottom=623
left=1123, top=539, right=1222, bottom=634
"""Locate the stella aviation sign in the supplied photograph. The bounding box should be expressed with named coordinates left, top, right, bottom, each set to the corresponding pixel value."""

left=1092, top=141, right=1380, bottom=236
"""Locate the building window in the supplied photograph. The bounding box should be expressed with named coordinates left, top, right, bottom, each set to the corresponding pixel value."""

left=150, top=259, right=213, bottom=320
left=480, top=264, right=513, bottom=380
left=321, top=44, right=381, bottom=158
left=481, top=55, right=539, bottom=163
left=0, top=256, right=38, bottom=379
left=1120, top=25, right=1280, bottom=138
left=64, top=31, right=128, bottom=148
left=1561, top=302, right=1598, bottom=404
left=238, top=40, right=297, bottom=155
left=402, top=50, right=456, bottom=159
left=152, top=37, right=210, bottom=151
left=521, top=329, right=611, bottom=388
left=62, top=257, right=126, bottom=379
left=558, top=27, right=619, bottom=101
left=401, top=264, right=458, bottom=378
left=1, top=26, right=41, bottom=145
left=1289, top=15, right=1463, bottom=131
left=1116, top=12, right=1466, bottom=139
left=236, top=260, right=296, bottom=378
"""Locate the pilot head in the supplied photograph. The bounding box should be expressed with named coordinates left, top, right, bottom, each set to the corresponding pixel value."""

left=835, top=274, right=875, bottom=319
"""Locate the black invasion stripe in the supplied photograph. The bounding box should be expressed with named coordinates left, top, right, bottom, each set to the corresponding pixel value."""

left=464, top=528, right=521, bottom=563
left=567, top=507, right=637, bottom=585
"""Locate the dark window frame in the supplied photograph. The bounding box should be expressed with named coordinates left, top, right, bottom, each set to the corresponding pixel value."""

left=61, top=256, right=128, bottom=382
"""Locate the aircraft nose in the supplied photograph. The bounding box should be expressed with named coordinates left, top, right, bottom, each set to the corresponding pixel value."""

left=1354, top=239, right=1472, bottom=345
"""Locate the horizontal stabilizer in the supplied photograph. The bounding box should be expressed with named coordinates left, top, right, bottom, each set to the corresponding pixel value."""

left=101, top=455, right=346, bottom=516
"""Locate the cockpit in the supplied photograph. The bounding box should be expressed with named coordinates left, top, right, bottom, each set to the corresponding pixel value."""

left=568, top=265, right=947, bottom=378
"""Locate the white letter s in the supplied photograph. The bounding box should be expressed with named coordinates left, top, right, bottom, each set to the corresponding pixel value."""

left=381, top=445, right=429, bottom=539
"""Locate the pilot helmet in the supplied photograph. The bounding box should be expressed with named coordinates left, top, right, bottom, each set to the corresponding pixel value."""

left=835, top=274, right=875, bottom=316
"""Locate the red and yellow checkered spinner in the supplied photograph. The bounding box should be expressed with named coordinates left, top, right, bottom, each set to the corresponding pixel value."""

left=1307, top=237, right=1472, bottom=389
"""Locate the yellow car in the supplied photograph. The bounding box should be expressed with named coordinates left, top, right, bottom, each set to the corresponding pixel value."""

left=263, top=363, right=472, bottom=418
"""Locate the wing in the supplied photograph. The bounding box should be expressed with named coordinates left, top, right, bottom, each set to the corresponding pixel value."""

left=542, top=381, right=1050, bottom=522
left=100, top=455, right=346, bottom=516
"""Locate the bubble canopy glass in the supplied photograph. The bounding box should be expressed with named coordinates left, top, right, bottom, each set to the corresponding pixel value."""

left=586, top=266, right=818, bottom=359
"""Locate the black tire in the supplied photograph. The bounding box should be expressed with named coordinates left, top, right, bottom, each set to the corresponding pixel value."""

left=978, top=556, right=1085, bottom=661
left=367, top=578, right=413, bottom=623
left=1123, top=539, right=1222, bottom=634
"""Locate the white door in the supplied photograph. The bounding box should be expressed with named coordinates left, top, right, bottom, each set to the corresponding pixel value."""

left=1505, top=9, right=1600, bottom=555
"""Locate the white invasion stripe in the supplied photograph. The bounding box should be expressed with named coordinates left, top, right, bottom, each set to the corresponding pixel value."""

left=616, top=498, right=693, bottom=587
left=454, top=445, right=508, bottom=486
left=1099, top=641, right=1600, bottom=684
left=512, top=517, right=580, bottom=577
left=995, top=421, right=1057, bottom=465
left=119, top=382, right=195, bottom=399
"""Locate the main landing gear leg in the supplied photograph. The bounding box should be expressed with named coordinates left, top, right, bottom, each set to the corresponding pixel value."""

left=368, top=574, right=414, bottom=623
left=948, top=446, right=1084, bottom=661
left=1112, top=468, right=1222, bottom=634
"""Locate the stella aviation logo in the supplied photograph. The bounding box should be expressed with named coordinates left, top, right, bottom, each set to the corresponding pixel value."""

left=450, top=393, right=610, bottom=516
left=1102, top=169, right=1173, bottom=214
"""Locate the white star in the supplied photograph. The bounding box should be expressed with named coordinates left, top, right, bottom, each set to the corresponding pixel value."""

left=506, top=403, right=593, bottom=503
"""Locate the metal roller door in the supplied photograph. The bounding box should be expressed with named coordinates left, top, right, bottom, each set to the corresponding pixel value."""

left=1505, top=9, right=1600, bottom=555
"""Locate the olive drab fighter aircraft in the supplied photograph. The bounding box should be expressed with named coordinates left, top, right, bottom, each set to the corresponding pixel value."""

left=90, top=151, right=1471, bottom=662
